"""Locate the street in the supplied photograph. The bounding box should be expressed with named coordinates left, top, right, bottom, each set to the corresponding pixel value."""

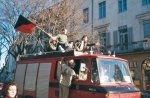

left=141, top=92, right=150, bottom=98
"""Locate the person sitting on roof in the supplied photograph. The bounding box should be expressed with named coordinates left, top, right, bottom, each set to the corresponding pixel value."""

left=47, top=28, right=69, bottom=51
left=67, top=41, right=74, bottom=50
left=49, top=40, right=57, bottom=51
left=74, top=35, right=99, bottom=52
left=74, top=35, right=88, bottom=52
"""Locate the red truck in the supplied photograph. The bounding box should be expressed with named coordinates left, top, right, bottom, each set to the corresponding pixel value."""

left=14, top=50, right=141, bottom=98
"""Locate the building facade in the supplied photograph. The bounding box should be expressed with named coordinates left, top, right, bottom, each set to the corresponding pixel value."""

left=67, top=0, right=150, bottom=92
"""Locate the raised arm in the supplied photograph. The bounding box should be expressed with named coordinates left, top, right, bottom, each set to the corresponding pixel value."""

left=47, top=33, right=57, bottom=41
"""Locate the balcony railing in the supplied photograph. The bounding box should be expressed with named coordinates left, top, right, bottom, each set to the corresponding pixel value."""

left=105, top=40, right=150, bottom=54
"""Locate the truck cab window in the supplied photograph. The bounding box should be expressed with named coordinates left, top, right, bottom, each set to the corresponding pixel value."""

left=78, top=60, right=88, bottom=81
left=55, top=59, right=88, bottom=81
left=73, top=59, right=88, bottom=81
left=99, top=58, right=131, bottom=83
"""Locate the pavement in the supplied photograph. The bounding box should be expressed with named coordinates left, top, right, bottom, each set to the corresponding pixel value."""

left=141, top=92, right=150, bottom=98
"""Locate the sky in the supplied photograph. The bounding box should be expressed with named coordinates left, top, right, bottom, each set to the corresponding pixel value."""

left=0, top=50, right=7, bottom=69
left=0, top=22, right=15, bottom=69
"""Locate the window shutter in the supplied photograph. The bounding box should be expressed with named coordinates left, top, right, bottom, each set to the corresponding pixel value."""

left=128, top=27, right=133, bottom=44
left=144, top=20, right=150, bottom=37
left=113, top=30, right=119, bottom=46
left=106, top=32, right=110, bottom=46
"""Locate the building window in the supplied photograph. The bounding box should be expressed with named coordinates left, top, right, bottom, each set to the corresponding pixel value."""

left=99, top=30, right=110, bottom=52
left=118, top=25, right=128, bottom=49
left=118, top=0, right=127, bottom=13
left=144, top=20, right=150, bottom=38
left=100, top=32, right=107, bottom=47
left=99, top=1, right=106, bottom=19
left=142, top=0, right=150, bottom=5
left=83, top=8, right=89, bottom=23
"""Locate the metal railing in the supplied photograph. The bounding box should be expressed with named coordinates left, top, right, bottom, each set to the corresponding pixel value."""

left=105, top=40, right=150, bottom=54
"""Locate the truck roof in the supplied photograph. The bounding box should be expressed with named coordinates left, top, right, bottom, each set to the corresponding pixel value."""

left=17, top=50, right=127, bottom=62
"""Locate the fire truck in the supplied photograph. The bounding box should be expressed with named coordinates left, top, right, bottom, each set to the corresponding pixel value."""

left=14, top=50, right=141, bottom=98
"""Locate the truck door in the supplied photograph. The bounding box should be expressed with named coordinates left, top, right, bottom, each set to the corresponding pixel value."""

left=52, top=58, right=104, bottom=98
left=69, top=58, right=104, bottom=98
left=66, top=58, right=88, bottom=98
left=69, top=58, right=105, bottom=98
left=49, top=60, right=61, bottom=98
left=52, top=58, right=90, bottom=98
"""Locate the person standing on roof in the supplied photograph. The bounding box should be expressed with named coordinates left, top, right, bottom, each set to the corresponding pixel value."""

left=59, top=57, right=78, bottom=98
left=47, top=28, right=68, bottom=51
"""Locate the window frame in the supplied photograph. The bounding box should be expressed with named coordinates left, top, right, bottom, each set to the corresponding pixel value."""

left=91, top=58, right=100, bottom=84
left=83, top=8, right=89, bottom=23
left=118, top=25, right=128, bottom=50
left=118, top=0, right=127, bottom=13
left=99, top=31, right=107, bottom=47
left=54, top=58, right=88, bottom=81
left=142, top=0, right=150, bottom=5
left=99, top=1, right=106, bottom=19
left=143, top=19, right=150, bottom=38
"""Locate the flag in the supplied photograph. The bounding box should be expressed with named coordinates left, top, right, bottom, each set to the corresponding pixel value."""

left=14, top=15, right=36, bottom=34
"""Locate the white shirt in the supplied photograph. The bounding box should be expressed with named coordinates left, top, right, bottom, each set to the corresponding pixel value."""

left=59, top=64, right=76, bottom=87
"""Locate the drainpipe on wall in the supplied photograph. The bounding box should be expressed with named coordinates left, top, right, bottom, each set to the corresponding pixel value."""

left=91, top=0, right=94, bottom=40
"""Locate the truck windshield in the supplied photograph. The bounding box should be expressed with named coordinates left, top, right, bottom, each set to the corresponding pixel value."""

left=98, top=58, right=132, bottom=83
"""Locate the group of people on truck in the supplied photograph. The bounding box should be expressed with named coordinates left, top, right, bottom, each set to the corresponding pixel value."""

left=47, top=28, right=98, bottom=98
left=47, top=28, right=99, bottom=53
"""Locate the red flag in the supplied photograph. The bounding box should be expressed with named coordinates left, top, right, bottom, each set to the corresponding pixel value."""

left=14, top=15, right=36, bottom=34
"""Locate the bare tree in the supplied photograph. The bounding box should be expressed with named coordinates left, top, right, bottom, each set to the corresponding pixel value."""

left=31, top=0, right=85, bottom=41
left=0, top=0, right=49, bottom=59
left=0, top=0, right=50, bottom=81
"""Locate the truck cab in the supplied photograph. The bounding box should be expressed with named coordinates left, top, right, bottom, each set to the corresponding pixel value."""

left=15, top=50, right=141, bottom=98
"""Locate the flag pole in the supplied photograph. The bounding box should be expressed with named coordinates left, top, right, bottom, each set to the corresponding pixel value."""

left=36, top=26, right=49, bottom=36
left=36, top=23, right=76, bottom=36
left=36, top=26, right=54, bottom=40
